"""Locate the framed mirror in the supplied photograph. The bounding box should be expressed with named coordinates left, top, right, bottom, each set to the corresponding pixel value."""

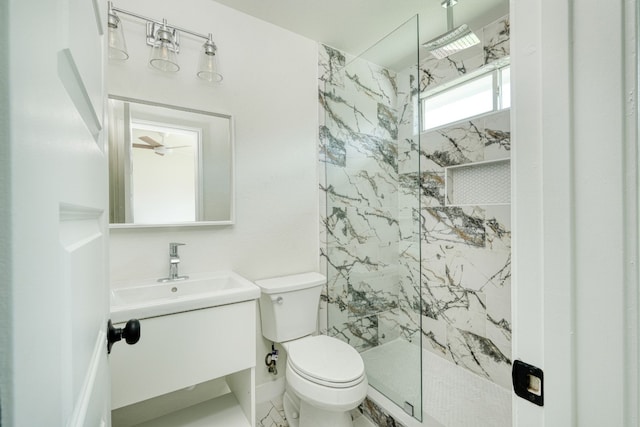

left=108, top=96, right=234, bottom=227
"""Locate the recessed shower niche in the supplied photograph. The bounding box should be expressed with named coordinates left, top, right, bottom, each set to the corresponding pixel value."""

left=445, top=159, right=511, bottom=206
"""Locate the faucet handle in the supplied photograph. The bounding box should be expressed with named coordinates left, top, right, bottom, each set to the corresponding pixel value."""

left=169, top=242, right=186, bottom=256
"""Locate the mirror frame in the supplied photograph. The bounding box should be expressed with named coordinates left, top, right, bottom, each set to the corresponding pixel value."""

left=108, top=95, right=235, bottom=228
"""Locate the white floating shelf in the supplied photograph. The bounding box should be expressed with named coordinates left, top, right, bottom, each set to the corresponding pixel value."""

left=135, top=393, right=251, bottom=427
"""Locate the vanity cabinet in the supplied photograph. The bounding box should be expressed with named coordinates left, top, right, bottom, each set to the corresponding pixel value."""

left=110, top=300, right=256, bottom=427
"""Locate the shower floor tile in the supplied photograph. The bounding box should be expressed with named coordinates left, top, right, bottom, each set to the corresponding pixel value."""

left=361, top=339, right=511, bottom=427
left=361, top=339, right=422, bottom=414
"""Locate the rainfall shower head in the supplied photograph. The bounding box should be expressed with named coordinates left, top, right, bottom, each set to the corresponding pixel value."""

left=422, top=0, right=480, bottom=59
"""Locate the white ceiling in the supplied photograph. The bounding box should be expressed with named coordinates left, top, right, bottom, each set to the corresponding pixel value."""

left=211, top=0, right=509, bottom=68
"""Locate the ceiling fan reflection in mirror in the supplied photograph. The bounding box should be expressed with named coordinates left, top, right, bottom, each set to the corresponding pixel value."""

left=132, top=134, right=190, bottom=156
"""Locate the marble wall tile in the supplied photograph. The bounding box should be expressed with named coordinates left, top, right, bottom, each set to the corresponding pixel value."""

left=349, top=267, right=400, bottom=318
left=397, top=136, right=420, bottom=175
left=482, top=17, right=510, bottom=65
left=446, top=244, right=510, bottom=291
left=446, top=325, right=512, bottom=389
left=419, top=47, right=484, bottom=92
left=319, top=44, right=346, bottom=86
left=377, top=310, right=403, bottom=345
left=324, top=265, right=349, bottom=327
left=329, top=315, right=379, bottom=352
left=396, top=65, right=420, bottom=142
left=421, top=314, right=450, bottom=360
left=359, top=397, right=407, bottom=427
left=421, top=205, right=486, bottom=247
left=483, top=110, right=511, bottom=161
left=485, top=310, right=512, bottom=365
left=343, top=60, right=397, bottom=108
left=319, top=12, right=512, bottom=418
left=321, top=64, right=398, bottom=143
left=319, top=123, right=347, bottom=167
left=421, top=121, right=486, bottom=170
left=419, top=16, right=510, bottom=94
left=325, top=165, right=398, bottom=210
left=325, top=205, right=400, bottom=249
left=483, top=204, right=511, bottom=251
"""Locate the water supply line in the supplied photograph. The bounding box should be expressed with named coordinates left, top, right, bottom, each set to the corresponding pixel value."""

left=265, top=343, right=279, bottom=375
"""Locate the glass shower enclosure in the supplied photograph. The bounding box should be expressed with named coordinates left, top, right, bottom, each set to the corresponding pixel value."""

left=319, top=16, right=423, bottom=421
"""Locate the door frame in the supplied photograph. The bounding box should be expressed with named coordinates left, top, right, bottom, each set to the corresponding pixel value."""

left=0, top=0, right=10, bottom=421
left=511, top=0, right=639, bottom=425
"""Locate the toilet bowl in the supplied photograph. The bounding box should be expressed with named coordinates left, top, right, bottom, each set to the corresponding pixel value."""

left=281, top=335, right=367, bottom=427
left=255, top=273, right=368, bottom=427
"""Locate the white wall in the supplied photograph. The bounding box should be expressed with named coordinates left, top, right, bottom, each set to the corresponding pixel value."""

left=107, top=0, right=319, bottom=387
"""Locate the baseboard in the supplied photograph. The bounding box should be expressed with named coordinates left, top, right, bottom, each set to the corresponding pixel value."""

left=255, top=377, right=286, bottom=404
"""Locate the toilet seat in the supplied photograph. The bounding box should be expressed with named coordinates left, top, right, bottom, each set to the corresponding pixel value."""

left=285, top=361, right=369, bottom=413
left=285, top=335, right=365, bottom=388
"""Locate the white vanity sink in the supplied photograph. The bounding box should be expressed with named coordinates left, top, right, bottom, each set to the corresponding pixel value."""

left=110, top=271, right=260, bottom=323
left=109, top=270, right=258, bottom=421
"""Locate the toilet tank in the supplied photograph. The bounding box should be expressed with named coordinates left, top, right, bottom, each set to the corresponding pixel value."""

left=255, top=272, right=326, bottom=343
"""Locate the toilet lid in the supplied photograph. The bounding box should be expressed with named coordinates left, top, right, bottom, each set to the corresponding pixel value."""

left=286, top=335, right=365, bottom=386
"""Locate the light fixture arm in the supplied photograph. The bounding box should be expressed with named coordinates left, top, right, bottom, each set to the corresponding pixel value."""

left=108, top=2, right=222, bottom=81
left=109, top=2, right=211, bottom=42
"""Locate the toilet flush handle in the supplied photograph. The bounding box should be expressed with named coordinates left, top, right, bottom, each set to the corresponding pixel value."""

left=270, top=295, right=284, bottom=305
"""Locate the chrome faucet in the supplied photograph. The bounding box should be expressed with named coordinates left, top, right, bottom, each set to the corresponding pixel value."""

left=158, top=242, right=189, bottom=282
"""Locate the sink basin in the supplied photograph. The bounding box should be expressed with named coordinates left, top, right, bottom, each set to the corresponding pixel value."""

left=110, top=271, right=260, bottom=323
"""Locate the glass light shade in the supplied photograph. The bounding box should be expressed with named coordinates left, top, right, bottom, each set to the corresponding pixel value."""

left=197, top=50, right=223, bottom=82
left=197, top=36, right=222, bottom=82
left=108, top=14, right=129, bottom=60
left=149, top=39, right=180, bottom=72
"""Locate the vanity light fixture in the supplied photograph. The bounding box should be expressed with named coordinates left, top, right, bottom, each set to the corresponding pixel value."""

left=148, top=19, right=180, bottom=72
left=197, top=34, right=223, bottom=82
left=107, top=2, right=223, bottom=81
left=107, top=2, right=128, bottom=60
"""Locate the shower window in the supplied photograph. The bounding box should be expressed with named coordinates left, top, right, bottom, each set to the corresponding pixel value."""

left=422, top=64, right=510, bottom=131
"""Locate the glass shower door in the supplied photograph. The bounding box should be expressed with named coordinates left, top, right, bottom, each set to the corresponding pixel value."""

left=319, top=16, right=422, bottom=421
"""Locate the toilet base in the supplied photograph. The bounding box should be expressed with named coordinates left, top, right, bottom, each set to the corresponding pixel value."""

left=283, top=390, right=354, bottom=427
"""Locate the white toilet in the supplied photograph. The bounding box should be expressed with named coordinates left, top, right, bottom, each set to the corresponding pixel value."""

left=255, top=272, right=368, bottom=427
